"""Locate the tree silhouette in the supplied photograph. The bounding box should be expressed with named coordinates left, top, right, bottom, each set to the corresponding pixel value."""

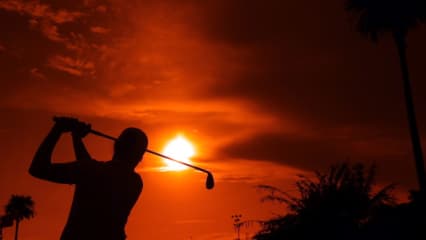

left=232, top=214, right=243, bottom=240
left=231, top=214, right=263, bottom=240
left=0, top=214, right=13, bottom=240
left=345, top=0, right=426, bottom=194
left=254, top=163, right=395, bottom=240
left=5, top=195, right=35, bottom=240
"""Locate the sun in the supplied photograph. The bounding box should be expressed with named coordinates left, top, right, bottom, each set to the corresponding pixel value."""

left=162, top=135, right=195, bottom=171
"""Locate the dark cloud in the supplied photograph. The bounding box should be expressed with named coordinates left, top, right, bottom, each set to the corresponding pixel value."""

left=218, top=131, right=417, bottom=186
left=203, top=0, right=426, bottom=180
left=195, top=0, right=349, bottom=46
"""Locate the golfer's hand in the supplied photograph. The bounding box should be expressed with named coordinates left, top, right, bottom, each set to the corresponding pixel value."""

left=53, top=116, right=79, bottom=133
left=72, top=121, right=91, bottom=138
left=53, top=117, right=90, bottom=137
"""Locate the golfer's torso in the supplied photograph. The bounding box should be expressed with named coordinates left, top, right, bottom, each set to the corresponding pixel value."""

left=61, top=162, right=142, bottom=240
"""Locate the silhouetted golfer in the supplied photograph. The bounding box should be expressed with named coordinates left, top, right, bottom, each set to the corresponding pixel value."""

left=29, top=117, right=148, bottom=240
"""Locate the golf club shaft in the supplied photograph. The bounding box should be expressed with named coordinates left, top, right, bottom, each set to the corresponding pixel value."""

left=89, top=129, right=211, bottom=175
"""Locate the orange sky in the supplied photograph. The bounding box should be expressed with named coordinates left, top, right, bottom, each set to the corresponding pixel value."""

left=1, top=0, right=426, bottom=239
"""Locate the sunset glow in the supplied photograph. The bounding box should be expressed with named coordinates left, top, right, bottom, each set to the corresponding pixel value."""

left=162, top=135, right=195, bottom=171
left=1, top=0, right=425, bottom=239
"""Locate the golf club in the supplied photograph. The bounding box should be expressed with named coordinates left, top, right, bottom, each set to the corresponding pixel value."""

left=53, top=117, right=214, bottom=189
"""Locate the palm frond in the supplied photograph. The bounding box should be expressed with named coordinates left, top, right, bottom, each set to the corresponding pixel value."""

left=5, top=195, right=35, bottom=222
left=346, top=0, right=426, bottom=40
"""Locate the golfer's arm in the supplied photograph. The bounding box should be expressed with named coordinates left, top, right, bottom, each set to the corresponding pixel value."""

left=72, top=133, right=91, bottom=161
left=29, top=125, right=62, bottom=179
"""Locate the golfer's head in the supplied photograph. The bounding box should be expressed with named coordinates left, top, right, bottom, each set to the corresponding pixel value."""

left=113, top=128, right=148, bottom=167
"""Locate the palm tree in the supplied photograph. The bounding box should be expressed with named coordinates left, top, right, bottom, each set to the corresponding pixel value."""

left=345, top=0, right=426, bottom=194
left=5, top=195, right=35, bottom=240
left=254, top=163, right=395, bottom=239
left=0, top=214, right=14, bottom=240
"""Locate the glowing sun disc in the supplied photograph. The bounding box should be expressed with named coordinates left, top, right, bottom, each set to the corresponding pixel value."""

left=162, top=135, right=195, bottom=171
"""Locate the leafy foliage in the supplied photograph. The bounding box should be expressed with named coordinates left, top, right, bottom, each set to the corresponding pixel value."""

left=254, top=163, right=396, bottom=240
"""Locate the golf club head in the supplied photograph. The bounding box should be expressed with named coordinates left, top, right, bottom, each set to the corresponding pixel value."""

left=206, top=172, right=214, bottom=190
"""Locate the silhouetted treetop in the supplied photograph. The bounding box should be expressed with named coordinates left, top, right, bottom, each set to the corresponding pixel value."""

left=5, top=195, right=35, bottom=240
left=346, top=0, right=426, bottom=40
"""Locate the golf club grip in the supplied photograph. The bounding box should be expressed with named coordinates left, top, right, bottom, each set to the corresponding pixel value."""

left=89, top=130, right=212, bottom=175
